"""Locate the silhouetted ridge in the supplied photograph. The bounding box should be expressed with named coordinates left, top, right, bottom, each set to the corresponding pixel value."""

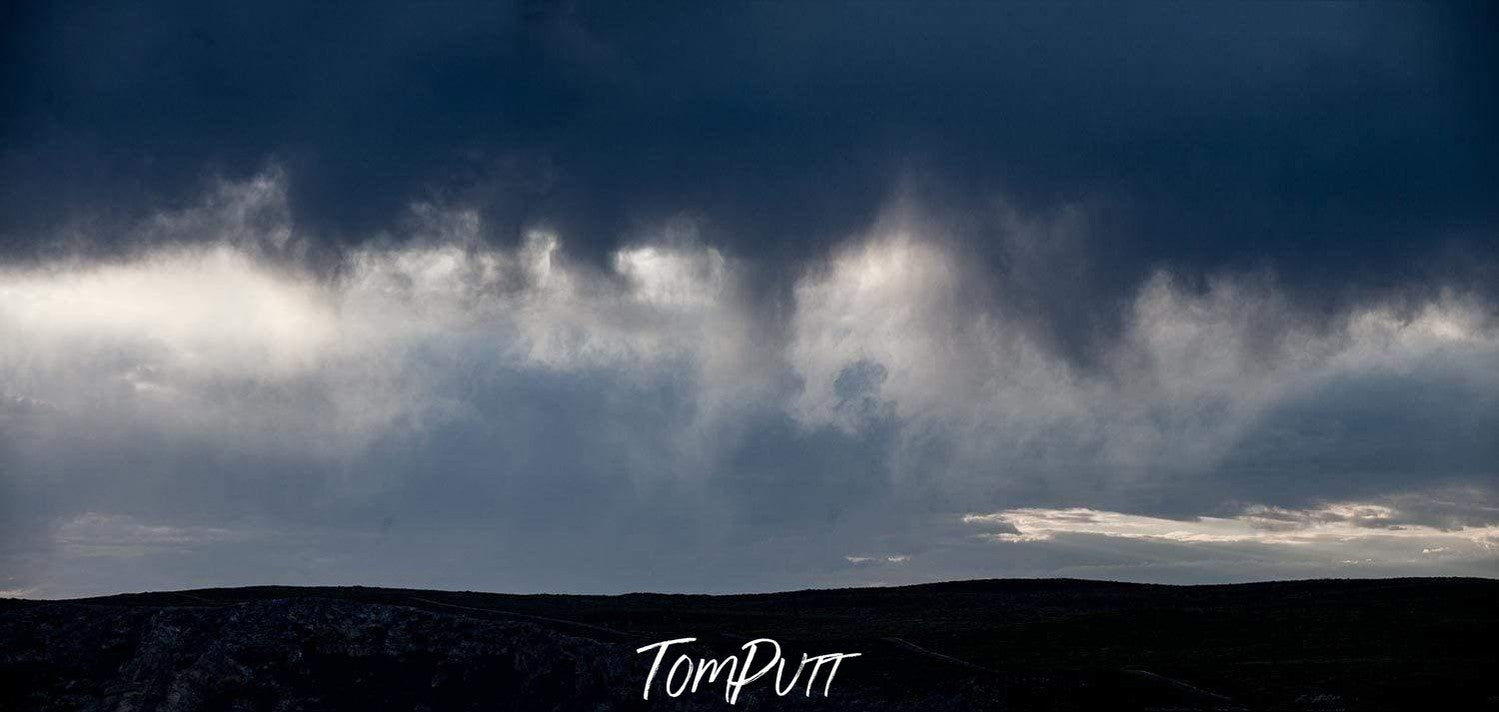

left=4, top=578, right=1495, bottom=711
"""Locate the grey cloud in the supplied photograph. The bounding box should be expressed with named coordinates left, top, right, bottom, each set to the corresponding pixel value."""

left=3, top=3, right=1495, bottom=337
left=2, top=170, right=1496, bottom=597
left=2, top=3, right=1497, bottom=596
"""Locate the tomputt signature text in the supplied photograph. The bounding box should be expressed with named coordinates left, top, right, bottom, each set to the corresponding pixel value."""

left=636, top=637, right=861, bottom=704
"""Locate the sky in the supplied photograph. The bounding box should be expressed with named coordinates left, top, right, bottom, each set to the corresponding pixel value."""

left=1, top=2, right=1497, bottom=598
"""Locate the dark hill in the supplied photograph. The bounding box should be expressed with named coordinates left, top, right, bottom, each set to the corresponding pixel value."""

left=2, top=578, right=1495, bottom=710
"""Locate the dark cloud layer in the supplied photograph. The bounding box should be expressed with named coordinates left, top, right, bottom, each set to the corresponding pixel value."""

left=6, top=3, right=1495, bottom=275
left=2, top=2, right=1497, bottom=597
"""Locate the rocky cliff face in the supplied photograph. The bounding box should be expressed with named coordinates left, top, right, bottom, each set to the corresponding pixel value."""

left=0, top=597, right=1010, bottom=711
left=2, top=598, right=645, bottom=711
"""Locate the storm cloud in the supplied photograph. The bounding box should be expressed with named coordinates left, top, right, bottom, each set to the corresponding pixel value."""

left=1, top=2, right=1496, bottom=597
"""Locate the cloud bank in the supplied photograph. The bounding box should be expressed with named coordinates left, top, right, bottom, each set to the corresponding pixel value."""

left=2, top=3, right=1496, bottom=596
left=1, top=170, right=1495, bottom=596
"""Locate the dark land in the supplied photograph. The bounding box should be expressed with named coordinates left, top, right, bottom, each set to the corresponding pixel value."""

left=2, top=577, right=1495, bottom=711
